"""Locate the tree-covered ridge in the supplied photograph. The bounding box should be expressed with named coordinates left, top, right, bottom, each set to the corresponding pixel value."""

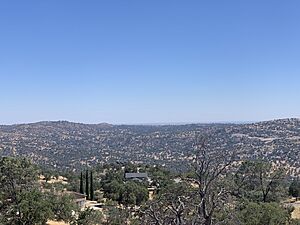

left=0, top=119, right=300, bottom=174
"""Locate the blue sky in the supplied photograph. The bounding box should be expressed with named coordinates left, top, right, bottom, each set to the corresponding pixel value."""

left=1, top=1, right=300, bottom=124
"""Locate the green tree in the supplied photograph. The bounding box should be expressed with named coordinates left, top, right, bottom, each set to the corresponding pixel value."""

left=104, top=180, right=148, bottom=206
left=124, top=163, right=137, bottom=173
left=86, top=170, right=89, bottom=200
left=80, top=172, right=84, bottom=194
left=13, top=189, right=52, bottom=225
left=123, top=181, right=148, bottom=205
left=100, top=167, right=148, bottom=206
left=238, top=202, right=291, bottom=225
left=105, top=207, right=129, bottom=225
left=290, top=219, right=300, bottom=225
left=0, top=157, right=52, bottom=225
left=90, top=171, right=94, bottom=201
left=47, top=192, right=78, bottom=223
left=289, top=179, right=300, bottom=199
left=44, top=173, right=52, bottom=183
left=72, top=208, right=103, bottom=225
left=103, top=179, right=124, bottom=202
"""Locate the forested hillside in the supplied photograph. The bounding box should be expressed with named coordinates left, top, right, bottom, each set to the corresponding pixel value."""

left=0, top=119, right=300, bottom=174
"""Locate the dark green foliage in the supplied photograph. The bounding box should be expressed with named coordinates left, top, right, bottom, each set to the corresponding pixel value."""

left=0, top=157, right=52, bottom=224
left=0, top=157, right=80, bottom=225
left=122, top=181, right=149, bottom=205
left=71, top=208, right=103, bottom=225
left=44, top=172, right=52, bottom=183
left=86, top=170, right=89, bottom=200
left=102, top=179, right=148, bottom=205
left=103, top=179, right=124, bottom=202
left=12, top=189, right=53, bottom=225
left=100, top=169, right=124, bottom=201
left=0, top=157, right=39, bottom=190
left=147, top=165, right=173, bottom=189
left=238, top=202, right=291, bottom=225
left=104, top=207, right=129, bottom=225
left=124, top=162, right=137, bottom=173
left=290, top=220, right=300, bottom=225
left=80, top=172, right=84, bottom=194
left=47, top=192, right=78, bottom=223
left=90, top=171, right=94, bottom=201
left=100, top=167, right=148, bottom=206
left=64, top=172, right=81, bottom=193
left=289, top=179, right=300, bottom=198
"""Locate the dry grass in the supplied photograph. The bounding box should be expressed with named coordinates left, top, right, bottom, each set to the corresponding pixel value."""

left=292, top=205, right=300, bottom=219
left=47, top=221, right=69, bottom=225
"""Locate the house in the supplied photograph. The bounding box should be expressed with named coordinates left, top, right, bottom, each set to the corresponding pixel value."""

left=125, top=172, right=148, bottom=182
left=66, top=191, right=86, bottom=209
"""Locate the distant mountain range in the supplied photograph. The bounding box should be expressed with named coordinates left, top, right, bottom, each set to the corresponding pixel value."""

left=0, top=119, right=300, bottom=175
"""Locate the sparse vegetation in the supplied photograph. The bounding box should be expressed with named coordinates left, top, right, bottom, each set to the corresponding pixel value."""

left=1, top=119, right=300, bottom=176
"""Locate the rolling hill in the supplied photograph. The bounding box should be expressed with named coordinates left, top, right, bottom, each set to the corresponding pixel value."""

left=0, top=119, right=299, bottom=174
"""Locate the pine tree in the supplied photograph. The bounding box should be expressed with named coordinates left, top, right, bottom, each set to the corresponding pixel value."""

left=85, top=170, right=89, bottom=200
left=90, top=171, right=94, bottom=201
left=80, top=172, right=84, bottom=194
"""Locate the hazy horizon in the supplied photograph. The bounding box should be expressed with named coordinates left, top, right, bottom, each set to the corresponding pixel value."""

left=2, top=117, right=300, bottom=126
left=1, top=1, right=300, bottom=124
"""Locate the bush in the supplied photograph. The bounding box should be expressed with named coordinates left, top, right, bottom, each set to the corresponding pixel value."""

left=239, top=202, right=291, bottom=225
left=289, top=180, right=300, bottom=199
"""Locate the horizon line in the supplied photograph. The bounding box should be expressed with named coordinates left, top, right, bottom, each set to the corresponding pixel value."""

left=1, top=117, right=299, bottom=126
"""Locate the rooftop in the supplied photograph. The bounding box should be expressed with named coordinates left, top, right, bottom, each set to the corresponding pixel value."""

left=125, top=172, right=148, bottom=179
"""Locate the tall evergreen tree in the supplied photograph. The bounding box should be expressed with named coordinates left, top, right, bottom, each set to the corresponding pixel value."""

left=85, top=170, right=89, bottom=200
left=80, top=172, right=84, bottom=194
left=90, top=171, right=94, bottom=201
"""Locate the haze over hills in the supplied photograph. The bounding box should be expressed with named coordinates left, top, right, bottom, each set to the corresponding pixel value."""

left=0, top=118, right=299, bottom=175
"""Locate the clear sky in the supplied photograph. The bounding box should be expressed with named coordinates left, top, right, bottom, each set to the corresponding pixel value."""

left=1, top=1, right=300, bottom=124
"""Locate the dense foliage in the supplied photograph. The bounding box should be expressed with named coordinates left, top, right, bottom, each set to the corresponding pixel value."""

left=0, top=157, right=52, bottom=225
left=71, top=208, right=103, bottom=225
left=100, top=167, right=149, bottom=206
left=0, top=157, right=100, bottom=225
left=289, top=179, right=300, bottom=199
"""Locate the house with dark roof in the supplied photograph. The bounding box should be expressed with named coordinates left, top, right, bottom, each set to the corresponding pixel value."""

left=125, top=172, right=148, bottom=182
